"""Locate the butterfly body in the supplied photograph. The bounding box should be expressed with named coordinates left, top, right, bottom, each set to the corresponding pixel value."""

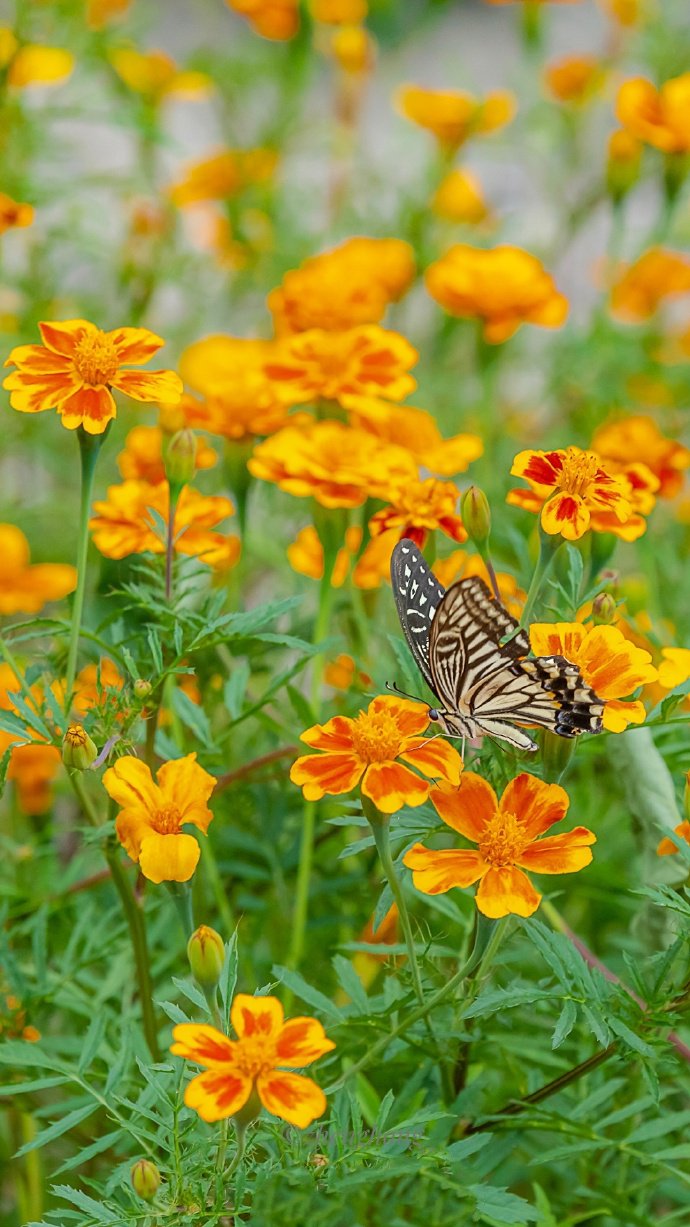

left=391, top=538, right=604, bottom=752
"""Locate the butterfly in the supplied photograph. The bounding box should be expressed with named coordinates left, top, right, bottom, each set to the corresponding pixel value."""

left=390, top=538, right=604, bottom=753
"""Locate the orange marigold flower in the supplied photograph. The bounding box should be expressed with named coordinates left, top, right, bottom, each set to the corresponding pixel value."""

left=90, top=480, right=240, bottom=569
left=169, top=147, right=278, bottom=206
left=616, top=73, right=690, bottom=154
left=431, top=169, right=491, bottom=225
left=396, top=84, right=515, bottom=150
left=369, top=476, right=467, bottom=549
left=179, top=337, right=290, bottom=440
left=0, top=664, right=61, bottom=815
left=425, top=245, right=568, bottom=343
left=0, top=524, right=75, bottom=613
left=263, top=325, right=418, bottom=406
left=544, top=54, right=604, bottom=104
left=3, top=320, right=182, bottom=435
left=342, top=394, right=483, bottom=476
left=508, top=446, right=633, bottom=540
left=0, top=192, right=33, bottom=234
left=268, top=237, right=414, bottom=336
left=610, top=249, right=690, bottom=322
left=103, top=753, right=216, bottom=883
left=6, top=44, right=74, bottom=88
left=529, top=622, right=657, bottom=731
left=433, top=551, right=525, bottom=619
left=592, top=415, right=689, bottom=499
left=117, top=425, right=217, bottom=484
left=287, top=524, right=362, bottom=587
left=405, top=772, right=594, bottom=919
left=290, top=695, right=463, bottom=814
left=171, top=996, right=334, bottom=1126
left=110, top=47, right=212, bottom=100
left=225, top=0, right=299, bottom=40
left=249, top=419, right=416, bottom=508
left=323, top=653, right=371, bottom=691
left=657, top=821, right=690, bottom=857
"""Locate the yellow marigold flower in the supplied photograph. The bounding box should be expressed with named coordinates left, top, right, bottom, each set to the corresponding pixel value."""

left=87, top=0, right=132, bottom=30
left=171, top=997, right=334, bottom=1126
left=610, top=249, right=690, bottom=322
left=117, top=425, right=216, bottom=484
left=110, top=47, right=212, bottom=100
left=431, top=169, right=490, bottom=225
left=342, top=393, right=483, bottom=476
left=396, top=84, right=515, bottom=150
left=433, top=551, right=525, bottom=619
left=268, top=237, right=415, bottom=336
left=328, top=24, right=374, bottom=75
left=530, top=623, right=657, bottom=731
left=0, top=524, right=75, bottom=614
left=369, top=476, right=468, bottom=550
left=263, top=326, right=418, bottom=406
left=600, top=0, right=644, bottom=24
left=616, top=73, right=690, bottom=154
left=592, top=415, right=690, bottom=499
left=287, top=524, right=362, bottom=586
left=7, top=44, right=74, bottom=88
left=405, top=772, right=594, bottom=919
left=0, top=193, right=34, bottom=234
left=103, top=753, right=215, bottom=883
left=225, top=0, right=299, bottom=40
left=90, top=480, right=240, bottom=568
left=657, top=822, right=690, bottom=857
left=585, top=460, right=658, bottom=542
left=0, top=27, right=18, bottom=65
left=179, top=339, right=291, bottom=440
left=3, top=320, right=182, bottom=435
left=323, top=653, right=371, bottom=691
left=291, top=695, right=463, bottom=814
left=508, top=446, right=633, bottom=540
left=543, top=54, right=605, bottom=104
left=310, top=0, right=367, bottom=21
left=426, top=245, right=568, bottom=343
left=657, top=648, right=690, bottom=691
left=249, top=419, right=416, bottom=508
left=169, top=148, right=277, bottom=207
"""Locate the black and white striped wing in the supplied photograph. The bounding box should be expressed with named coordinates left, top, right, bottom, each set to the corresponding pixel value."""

left=390, top=539, right=446, bottom=693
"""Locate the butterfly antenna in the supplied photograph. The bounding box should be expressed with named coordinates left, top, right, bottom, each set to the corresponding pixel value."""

left=386, top=680, right=426, bottom=704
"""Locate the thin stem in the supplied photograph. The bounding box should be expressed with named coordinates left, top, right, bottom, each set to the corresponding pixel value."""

left=105, top=843, right=161, bottom=1061
left=165, top=489, right=179, bottom=603
left=465, top=1044, right=618, bottom=1134
left=66, top=430, right=104, bottom=702
left=520, top=531, right=559, bottom=627
left=224, top=1119, right=247, bottom=1180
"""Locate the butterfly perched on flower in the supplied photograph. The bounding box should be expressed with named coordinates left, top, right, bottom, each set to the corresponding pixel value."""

left=390, top=539, right=604, bottom=752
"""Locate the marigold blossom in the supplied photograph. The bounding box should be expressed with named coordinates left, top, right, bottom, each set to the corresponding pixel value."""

left=368, top=476, right=468, bottom=549
left=110, top=47, right=211, bottom=100
left=404, top=772, right=594, bottom=919
left=3, top=319, right=182, bottom=435
left=657, top=648, right=690, bottom=691
left=342, top=394, right=483, bottom=476
left=591, top=415, right=689, bottom=500
left=90, top=480, right=240, bottom=568
left=544, top=55, right=604, bottom=104
left=290, top=695, right=463, bottom=814
left=610, top=249, right=690, bottom=322
left=616, top=73, right=690, bottom=154
left=431, top=169, right=491, bottom=225
left=72, top=657, right=125, bottom=717
left=396, top=85, right=515, bottom=149
left=171, top=995, right=334, bottom=1126
left=287, top=524, right=363, bottom=587
left=262, top=326, right=418, bottom=406
left=169, top=147, right=277, bottom=206
left=0, top=192, right=34, bottom=234
left=0, top=524, right=75, bottom=614
left=225, top=0, right=299, bottom=40
left=6, top=43, right=74, bottom=88
left=657, top=822, right=690, bottom=857
left=117, top=425, right=217, bottom=484
left=425, top=245, right=568, bottom=343
left=179, top=337, right=291, bottom=440
left=103, top=753, right=216, bottom=883
left=529, top=623, right=657, bottom=731
left=0, top=665, right=61, bottom=815
left=508, top=446, right=633, bottom=540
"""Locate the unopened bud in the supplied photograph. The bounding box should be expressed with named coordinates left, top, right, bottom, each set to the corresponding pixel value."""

left=461, top=485, right=491, bottom=546
left=130, top=1159, right=161, bottom=1201
left=166, top=428, right=197, bottom=489
left=134, top=678, right=152, bottom=700
left=606, top=129, right=641, bottom=203
left=187, top=925, right=225, bottom=989
left=592, top=592, right=617, bottom=625
left=62, top=723, right=98, bottom=770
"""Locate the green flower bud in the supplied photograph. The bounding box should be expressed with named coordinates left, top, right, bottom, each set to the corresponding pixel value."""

left=187, top=925, right=225, bottom=989
left=62, top=723, right=98, bottom=770
left=130, top=1159, right=161, bottom=1201
left=592, top=593, right=617, bottom=625
left=461, top=485, right=491, bottom=546
left=134, top=678, right=152, bottom=700
left=166, top=428, right=197, bottom=489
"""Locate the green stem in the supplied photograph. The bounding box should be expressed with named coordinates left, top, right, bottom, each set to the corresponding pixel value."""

left=105, top=843, right=160, bottom=1061
left=165, top=490, right=179, bottom=603
left=65, top=429, right=105, bottom=702
left=520, top=531, right=560, bottom=626
left=167, top=881, right=195, bottom=938
left=224, top=1119, right=247, bottom=1181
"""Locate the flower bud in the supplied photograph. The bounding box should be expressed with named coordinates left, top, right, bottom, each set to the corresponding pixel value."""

left=130, top=1159, right=161, bottom=1201
left=166, top=428, right=197, bottom=489
left=134, top=678, right=153, bottom=700
left=606, top=129, right=641, bottom=203
left=62, top=723, right=98, bottom=770
left=461, top=485, right=491, bottom=546
left=187, top=924, right=225, bottom=989
left=592, top=592, right=617, bottom=625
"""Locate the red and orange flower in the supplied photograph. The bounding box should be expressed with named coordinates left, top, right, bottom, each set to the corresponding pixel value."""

left=262, top=326, right=418, bottom=407
left=90, top=480, right=239, bottom=568
left=508, top=447, right=634, bottom=540
left=591, top=415, right=690, bottom=500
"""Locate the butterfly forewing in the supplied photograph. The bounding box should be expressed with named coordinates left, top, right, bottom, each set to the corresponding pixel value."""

left=390, top=539, right=446, bottom=693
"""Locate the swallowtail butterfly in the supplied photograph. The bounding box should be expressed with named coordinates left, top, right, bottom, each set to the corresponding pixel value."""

left=390, top=538, right=604, bottom=752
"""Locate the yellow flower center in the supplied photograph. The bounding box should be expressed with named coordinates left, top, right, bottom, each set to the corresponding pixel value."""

left=350, top=709, right=403, bottom=763
left=72, top=331, right=120, bottom=386
left=152, top=804, right=182, bottom=835
left=65, top=723, right=87, bottom=748
left=478, top=809, right=529, bottom=868
left=557, top=448, right=600, bottom=498
left=232, top=1035, right=276, bottom=1080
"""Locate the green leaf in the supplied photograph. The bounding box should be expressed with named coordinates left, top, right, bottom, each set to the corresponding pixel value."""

left=53, top=1128, right=125, bottom=1175
left=332, top=954, right=368, bottom=1014
left=224, top=661, right=251, bottom=720
left=552, top=999, right=578, bottom=1049
left=77, top=1013, right=106, bottom=1074
left=51, top=1184, right=122, bottom=1224
left=219, top=930, right=239, bottom=1031
left=469, top=1182, right=539, bottom=1224
left=15, top=1104, right=98, bottom=1156
left=607, top=1015, right=654, bottom=1057
left=171, top=685, right=213, bottom=746
left=272, top=965, right=344, bottom=1020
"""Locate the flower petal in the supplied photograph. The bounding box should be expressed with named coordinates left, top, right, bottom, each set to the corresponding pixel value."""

left=602, top=698, right=647, bottom=732
left=103, top=755, right=162, bottom=812
left=499, top=772, right=569, bottom=840
left=38, top=319, right=91, bottom=356
left=183, top=1068, right=252, bottom=1122
left=368, top=694, right=430, bottom=738
left=361, top=761, right=430, bottom=813
left=110, top=368, right=183, bottom=404
left=231, top=993, right=284, bottom=1041
left=430, top=772, right=497, bottom=840
left=275, top=1018, right=336, bottom=1067
left=403, top=842, right=486, bottom=893
left=518, top=827, right=595, bottom=874
left=290, top=751, right=364, bottom=800
left=475, top=866, right=541, bottom=918
left=298, top=714, right=357, bottom=752
left=106, top=326, right=165, bottom=364
left=529, top=623, right=585, bottom=661
left=171, top=1022, right=238, bottom=1066
left=541, top=492, right=590, bottom=540
left=58, top=386, right=116, bottom=433
left=138, top=831, right=200, bottom=883
left=157, top=752, right=215, bottom=831
left=256, top=1071, right=327, bottom=1128
left=115, top=808, right=153, bottom=860
left=400, top=736, right=463, bottom=786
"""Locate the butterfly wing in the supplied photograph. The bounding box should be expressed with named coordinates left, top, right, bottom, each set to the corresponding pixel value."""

left=390, top=539, right=446, bottom=695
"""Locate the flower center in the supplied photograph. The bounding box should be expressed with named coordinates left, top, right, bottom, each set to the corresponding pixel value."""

left=557, top=448, right=600, bottom=498
left=72, top=331, right=120, bottom=386
left=232, top=1036, right=277, bottom=1080
left=478, top=809, right=529, bottom=868
left=152, top=804, right=182, bottom=835
left=65, top=723, right=87, bottom=748
left=350, top=710, right=403, bottom=763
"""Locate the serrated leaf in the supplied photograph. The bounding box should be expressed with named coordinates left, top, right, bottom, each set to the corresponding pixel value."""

left=146, top=627, right=163, bottom=674
left=272, top=965, right=343, bottom=1019
left=16, top=1104, right=98, bottom=1156
left=54, top=1129, right=124, bottom=1175
left=224, top=662, right=251, bottom=720
left=607, top=1016, right=654, bottom=1058
left=469, top=1182, right=539, bottom=1224
left=77, top=1013, right=106, bottom=1074
left=171, top=686, right=213, bottom=746
left=51, top=1184, right=121, bottom=1224
left=220, top=930, right=239, bottom=1031
left=552, top=998, right=577, bottom=1049
left=332, top=954, right=368, bottom=1014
